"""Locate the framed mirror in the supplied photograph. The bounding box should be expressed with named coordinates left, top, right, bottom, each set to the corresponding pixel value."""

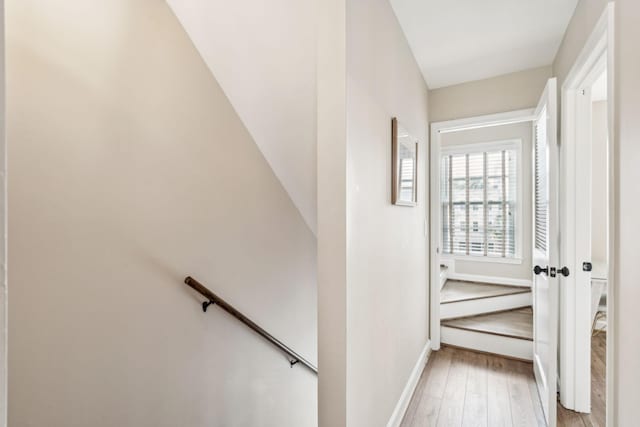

left=392, top=117, right=418, bottom=206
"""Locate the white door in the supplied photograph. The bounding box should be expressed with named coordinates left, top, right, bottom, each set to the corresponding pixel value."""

left=532, top=78, right=559, bottom=426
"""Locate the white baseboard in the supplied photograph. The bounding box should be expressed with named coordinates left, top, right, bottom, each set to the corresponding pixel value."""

left=386, top=340, right=431, bottom=427
left=447, top=272, right=532, bottom=288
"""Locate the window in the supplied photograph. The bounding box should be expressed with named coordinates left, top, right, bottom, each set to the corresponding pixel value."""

left=441, top=141, right=519, bottom=259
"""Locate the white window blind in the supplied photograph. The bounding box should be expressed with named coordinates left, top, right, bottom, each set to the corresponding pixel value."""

left=534, top=108, right=548, bottom=253
left=441, top=144, right=518, bottom=258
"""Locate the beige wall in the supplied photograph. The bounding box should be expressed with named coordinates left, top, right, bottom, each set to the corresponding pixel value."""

left=440, top=122, right=533, bottom=282
left=346, top=0, right=429, bottom=424
left=612, top=1, right=640, bottom=424
left=317, top=0, right=347, bottom=425
left=428, top=66, right=552, bottom=123
left=166, top=0, right=318, bottom=234
left=0, top=0, right=5, bottom=424
left=553, top=0, right=610, bottom=88
left=318, top=0, right=430, bottom=425
left=591, top=100, right=608, bottom=265
left=7, top=1, right=317, bottom=426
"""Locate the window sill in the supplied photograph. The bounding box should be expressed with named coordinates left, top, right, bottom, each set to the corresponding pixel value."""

left=441, top=255, right=523, bottom=265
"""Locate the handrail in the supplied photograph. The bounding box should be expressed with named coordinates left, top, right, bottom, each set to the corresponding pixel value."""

left=184, top=276, right=317, bottom=374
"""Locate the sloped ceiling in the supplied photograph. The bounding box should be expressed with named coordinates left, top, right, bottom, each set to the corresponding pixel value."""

left=166, top=0, right=317, bottom=234
left=390, top=0, right=579, bottom=89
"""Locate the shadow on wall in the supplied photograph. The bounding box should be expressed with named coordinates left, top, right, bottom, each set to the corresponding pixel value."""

left=7, top=1, right=317, bottom=426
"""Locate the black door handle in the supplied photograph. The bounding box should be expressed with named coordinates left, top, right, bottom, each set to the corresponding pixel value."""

left=558, top=267, right=570, bottom=277
left=534, top=265, right=549, bottom=276
left=583, top=262, right=592, bottom=272
left=534, top=265, right=569, bottom=277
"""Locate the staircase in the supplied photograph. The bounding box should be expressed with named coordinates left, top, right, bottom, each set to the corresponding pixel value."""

left=440, top=280, right=533, bottom=361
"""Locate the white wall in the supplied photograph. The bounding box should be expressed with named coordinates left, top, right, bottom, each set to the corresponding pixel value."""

left=165, top=0, right=318, bottom=234
left=429, top=66, right=552, bottom=123
left=318, top=0, right=430, bottom=425
left=440, top=122, right=533, bottom=282
left=7, top=1, right=317, bottom=426
left=591, top=100, right=608, bottom=265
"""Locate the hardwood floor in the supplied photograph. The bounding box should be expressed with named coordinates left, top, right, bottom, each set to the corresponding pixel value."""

left=557, top=333, right=606, bottom=426
left=441, top=280, right=530, bottom=304
left=441, top=307, right=533, bottom=340
left=401, top=346, right=545, bottom=427
left=403, top=335, right=607, bottom=427
left=590, top=333, right=607, bottom=426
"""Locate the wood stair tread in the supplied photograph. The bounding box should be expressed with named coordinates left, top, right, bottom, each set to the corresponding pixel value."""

left=440, top=280, right=530, bottom=304
left=441, top=307, right=533, bottom=341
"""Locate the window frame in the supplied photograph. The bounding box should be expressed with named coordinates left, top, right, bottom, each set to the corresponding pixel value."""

left=439, top=138, right=523, bottom=264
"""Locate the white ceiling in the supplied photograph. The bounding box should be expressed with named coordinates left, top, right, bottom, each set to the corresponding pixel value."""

left=390, top=0, right=579, bottom=89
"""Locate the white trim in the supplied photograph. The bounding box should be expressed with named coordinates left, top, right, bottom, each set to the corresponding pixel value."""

left=386, top=340, right=431, bottom=427
left=558, top=4, right=614, bottom=421
left=430, top=122, right=442, bottom=349
left=435, top=109, right=537, bottom=134
left=441, top=255, right=523, bottom=265
left=430, top=108, right=536, bottom=351
left=605, top=7, right=615, bottom=427
left=440, top=138, right=521, bottom=155
left=446, top=272, right=532, bottom=288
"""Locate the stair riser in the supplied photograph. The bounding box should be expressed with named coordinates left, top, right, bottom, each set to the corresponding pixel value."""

left=441, top=326, right=533, bottom=361
left=441, top=292, right=532, bottom=320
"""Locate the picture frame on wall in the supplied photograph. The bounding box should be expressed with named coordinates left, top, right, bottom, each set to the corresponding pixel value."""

left=391, top=117, right=418, bottom=206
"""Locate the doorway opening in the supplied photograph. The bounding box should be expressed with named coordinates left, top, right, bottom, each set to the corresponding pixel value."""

left=559, top=4, right=614, bottom=426
left=430, top=88, right=560, bottom=426
left=430, top=109, right=538, bottom=355
left=430, top=73, right=564, bottom=426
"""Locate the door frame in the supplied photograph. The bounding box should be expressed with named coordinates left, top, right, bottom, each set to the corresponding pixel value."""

left=559, top=3, right=615, bottom=423
left=429, top=108, right=536, bottom=350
